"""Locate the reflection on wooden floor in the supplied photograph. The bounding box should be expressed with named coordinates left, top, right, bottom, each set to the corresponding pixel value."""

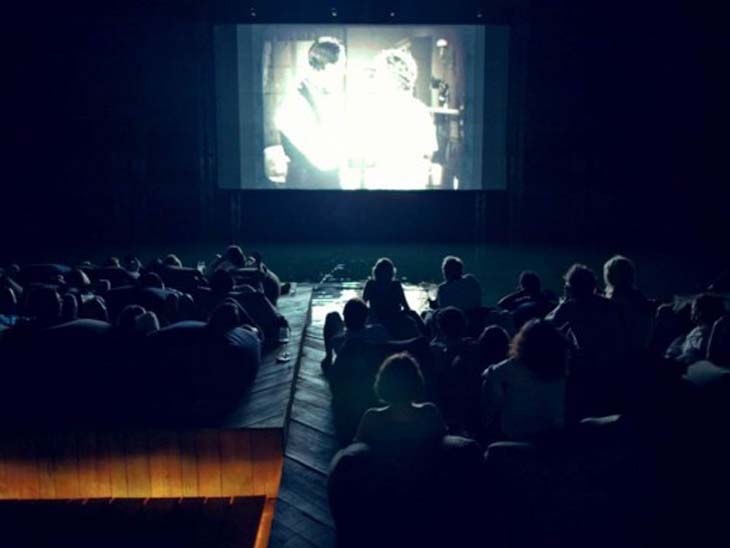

left=270, top=282, right=428, bottom=547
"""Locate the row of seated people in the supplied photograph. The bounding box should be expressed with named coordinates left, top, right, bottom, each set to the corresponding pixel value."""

left=324, top=255, right=730, bottom=547
left=0, top=245, right=288, bottom=425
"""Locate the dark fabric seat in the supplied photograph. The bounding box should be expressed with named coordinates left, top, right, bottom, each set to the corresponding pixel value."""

left=483, top=416, right=659, bottom=548
left=0, top=319, right=260, bottom=428
left=328, top=435, right=483, bottom=548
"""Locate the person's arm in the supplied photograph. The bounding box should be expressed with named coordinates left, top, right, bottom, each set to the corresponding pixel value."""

left=545, top=301, right=569, bottom=326
left=229, top=299, right=265, bottom=342
left=362, top=280, right=373, bottom=303
left=0, top=271, right=23, bottom=300
left=396, top=282, right=410, bottom=312
left=498, top=289, right=527, bottom=311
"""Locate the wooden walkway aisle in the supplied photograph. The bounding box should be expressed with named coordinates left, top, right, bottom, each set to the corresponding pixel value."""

left=269, top=283, right=429, bottom=547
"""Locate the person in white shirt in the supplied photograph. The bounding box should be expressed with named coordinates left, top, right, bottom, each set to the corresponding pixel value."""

left=434, top=256, right=482, bottom=312
left=665, top=294, right=726, bottom=365
left=481, top=319, right=568, bottom=443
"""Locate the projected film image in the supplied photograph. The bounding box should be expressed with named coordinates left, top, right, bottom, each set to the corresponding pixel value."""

left=215, top=24, right=507, bottom=190
left=263, top=26, right=479, bottom=190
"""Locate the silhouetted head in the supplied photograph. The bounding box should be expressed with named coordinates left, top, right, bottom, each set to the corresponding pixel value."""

left=519, top=271, right=541, bottom=294
left=604, top=255, right=636, bottom=296
left=139, top=272, right=164, bottom=289
left=441, top=256, right=464, bottom=282
left=375, top=352, right=425, bottom=405
left=225, top=245, right=246, bottom=268
left=478, top=325, right=511, bottom=366
left=210, top=269, right=235, bottom=295
left=0, top=287, right=17, bottom=315
left=691, top=294, right=726, bottom=327
left=104, top=257, right=121, bottom=268
left=25, top=287, right=62, bottom=326
left=437, top=306, right=467, bottom=341
left=118, top=304, right=146, bottom=330
left=307, top=36, right=346, bottom=93
left=163, top=254, right=183, bottom=268
left=564, top=264, right=597, bottom=300
left=372, top=258, right=396, bottom=283
left=343, top=298, right=369, bottom=332
left=208, top=301, right=241, bottom=334
left=510, top=319, right=568, bottom=381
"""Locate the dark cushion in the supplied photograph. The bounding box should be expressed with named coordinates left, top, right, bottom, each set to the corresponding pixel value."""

left=328, top=435, right=482, bottom=548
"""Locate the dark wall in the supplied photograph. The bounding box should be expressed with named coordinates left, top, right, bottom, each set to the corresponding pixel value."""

left=518, top=1, right=728, bottom=246
left=4, top=1, right=727, bottom=252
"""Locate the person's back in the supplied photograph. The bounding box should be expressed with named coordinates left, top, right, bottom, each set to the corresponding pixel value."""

left=603, top=255, right=653, bottom=352
left=547, top=264, right=626, bottom=367
left=482, top=320, right=567, bottom=443
left=363, top=279, right=405, bottom=322
left=436, top=256, right=482, bottom=312
left=362, top=258, right=418, bottom=338
left=482, top=357, right=566, bottom=441
left=610, top=287, right=653, bottom=351
left=356, top=402, right=446, bottom=448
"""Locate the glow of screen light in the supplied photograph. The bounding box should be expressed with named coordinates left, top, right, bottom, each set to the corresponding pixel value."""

left=436, top=38, right=448, bottom=48
left=454, top=176, right=459, bottom=189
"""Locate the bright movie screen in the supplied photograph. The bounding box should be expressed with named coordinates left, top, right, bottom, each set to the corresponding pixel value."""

left=214, top=24, right=509, bottom=190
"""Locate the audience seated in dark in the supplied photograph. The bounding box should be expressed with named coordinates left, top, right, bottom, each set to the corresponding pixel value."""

left=208, top=245, right=284, bottom=305
left=104, top=272, right=181, bottom=326
left=329, top=353, right=480, bottom=547
left=322, top=297, right=388, bottom=370
left=665, top=294, right=726, bottom=365
left=362, top=257, right=420, bottom=339
left=482, top=319, right=568, bottom=444
left=151, top=253, right=206, bottom=294
left=327, top=331, right=432, bottom=444
left=497, top=270, right=554, bottom=329
left=141, top=301, right=262, bottom=419
left=196, top=269, right=281, bottom=345
left=81, top=256, right=139, bottom=288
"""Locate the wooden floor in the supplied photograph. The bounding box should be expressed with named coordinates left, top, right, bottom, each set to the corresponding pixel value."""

left=0, top=497, right=265, bottom=548
left=223, top=285, right=313, bottom=429
left=269, top=283, right=428, bottom=547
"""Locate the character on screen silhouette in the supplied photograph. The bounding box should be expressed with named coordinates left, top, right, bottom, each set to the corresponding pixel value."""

left=353, top=48, right=438, bottom=190
left=275, top=37, right=346, bottom=189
